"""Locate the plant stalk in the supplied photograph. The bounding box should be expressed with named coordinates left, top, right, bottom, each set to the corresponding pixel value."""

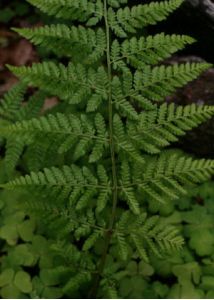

left=88, top=0, right=119, bottom=297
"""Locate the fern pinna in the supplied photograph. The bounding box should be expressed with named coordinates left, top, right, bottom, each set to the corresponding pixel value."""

left=0, top=0, right=214, bottom=298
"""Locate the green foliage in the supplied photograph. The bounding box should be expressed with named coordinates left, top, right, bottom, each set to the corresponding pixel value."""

left=14, top=25, right=106, bottom=60
left=1, top=169, right=214, bottom=299
left=111, top=33, right=195, bottom=72
left=108, top=0, right=183, bottom=37
left=0, top=1, right=30, bottom=23
left=130, top=103, right=214, bottom=153
left=0, top=188, right=69, bottom=298
left=1, top=0, right=214, bottom=298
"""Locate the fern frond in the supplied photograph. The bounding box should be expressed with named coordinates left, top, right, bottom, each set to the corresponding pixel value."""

left=4, top=138, right=26, bottom=176
left=27, top=0, right=104, bottom=25
left=108, top=0, right=127, bottom=8
left=83, top=230, right=103, bottom=251
left=1, top=164, right=111, bottom=213
left=89, top=114, right=108, bottom=163
left=23, top=135, right=61, bottom=173
left=0, top=113, right=105, bottom=161
left=14, top=25, right=106, bottom=63
left=113, top=114, right=144, bottom=164
left=0, top=82, right=27, bottom=122
left=112, top=62, right=210, bottom=114
left=115, top=233, right=129, bottom=261
left=139, top=216, right=184, bottom=257
left=102, top=281, right=119, bottom=299
left=108, top=0, right=183, bottom=37
left=129, top=103, right=214, bottom=154
left=19, top=91, right=46, bottom=120
left=8, top=62, right=108, bottom=104
left=63, top=272, right=91, bottom=294
left=111, top=34, right=195, bottom=70
left=25, top=196, right=106, bottom=242
left=116, top=212, right=183, bottom=263
left=0, top=89, right=46, bottom=174
left=51, top=240, right=96, bottom=276
left=134, top=62, right=211, bottom=101
left=112, top=75, right=138, bottom=120
left=96, top=165, right=111, bottom=213
left=120, top=161, right=140, bottom=215
left=51, top=241, right=81, bottom=264
left=132, top=151, right=214, bottom=204
left=0, top=111, right=110, bottom=163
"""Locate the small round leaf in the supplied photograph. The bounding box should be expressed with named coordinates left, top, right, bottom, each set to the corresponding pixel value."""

left=0, top=269, right=14, bottom=287
left=14, top=271, right=32, bottom=293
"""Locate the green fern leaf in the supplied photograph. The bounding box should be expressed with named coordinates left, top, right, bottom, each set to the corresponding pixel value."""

left=116, top=212, right=183, bottom=262
left=1, top=113, right=108, bottom=163
left=4, top=138, right=25, bottom=176
left=83, top=230, right=103, bottom=251
left=112, top=34, right=195, bottom=69
left=108, top=0, right=127, bottom=8
left=134, top=62, right=211, bottom=101
left=8, top=63, right=108, bottom=104
left=27, top=0, right=103, bottom=24
left=112, top=76, right=138, bottom=120
left=108, top=0, right=183, bottom=37
left=89, top=114, right=108, bottom=163
left=120, top=161, right=140, bottom=215
left=115, top=233, right=129, bottom=261
left=129, top=103, right=214, bottom=154
left=0, top=82, right=27, bottom=122
left=14, top=25, right=106, bottom=63
left=63, top=272, right=91, bottom=294
left=132, top=151, right=214, bottom=204
left=113, top=114, right=144, bottom=164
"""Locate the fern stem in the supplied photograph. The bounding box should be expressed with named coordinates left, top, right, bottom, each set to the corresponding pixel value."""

left=88, top=0, right=119, bottom=297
